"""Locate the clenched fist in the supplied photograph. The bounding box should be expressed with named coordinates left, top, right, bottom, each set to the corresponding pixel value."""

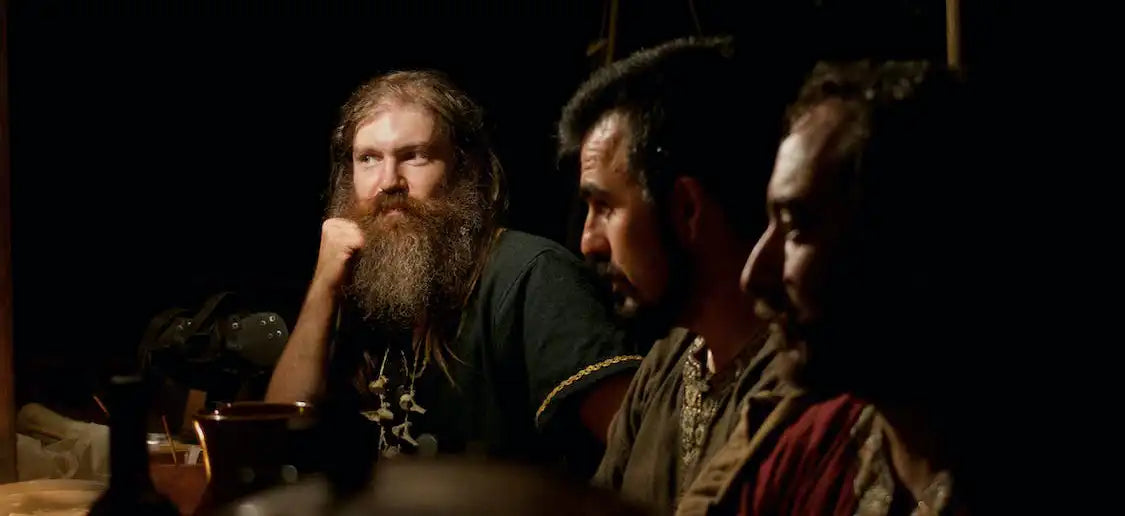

left=311, top=218, right=365, bottom=293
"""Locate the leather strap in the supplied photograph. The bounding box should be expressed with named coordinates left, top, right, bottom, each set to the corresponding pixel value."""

left=139, top=307, right=189, bottom=370
left=180, top=291, right=235, bottom=342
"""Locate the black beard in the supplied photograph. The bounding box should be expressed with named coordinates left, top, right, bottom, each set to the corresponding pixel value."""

left=344, top=182, right=484, bottom=331
left=591, top=241, right=692, bottom=347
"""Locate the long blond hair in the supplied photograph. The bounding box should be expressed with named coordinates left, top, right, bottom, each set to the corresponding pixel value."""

left=331, top=70, right=507, bottom=386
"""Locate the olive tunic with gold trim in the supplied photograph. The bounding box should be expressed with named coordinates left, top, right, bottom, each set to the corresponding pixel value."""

left=592, top=327, right=785, bottom=514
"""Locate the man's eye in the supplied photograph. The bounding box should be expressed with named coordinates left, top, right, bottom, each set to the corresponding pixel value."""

left=359, top=154, right=380, bottom=165
left=779, top=209, right=805, bottom=241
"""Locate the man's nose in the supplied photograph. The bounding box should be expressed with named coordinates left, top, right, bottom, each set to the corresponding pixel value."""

left=580, top=210, right=609, bottom=259
left=373, top=160, right=404, bottom=196
left=742, top=225, right=783, bottom=300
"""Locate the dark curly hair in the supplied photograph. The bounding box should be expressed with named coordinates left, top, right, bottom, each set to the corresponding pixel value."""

left=557, top=36, right=796, bottom=241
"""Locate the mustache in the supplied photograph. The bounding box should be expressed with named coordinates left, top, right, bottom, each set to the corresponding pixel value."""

left=751, top=282, right=790, bottom=321
left=586, top=257, right=627, bottom=282
left=347, top=191, right=433, bottom=228
left=753, top=295, right=808, bottom=345
left=370, top=191, right=426, bottom=218
left=753, top=298, right=780, bottom=322
left=586, top=258, right=637, bottom=299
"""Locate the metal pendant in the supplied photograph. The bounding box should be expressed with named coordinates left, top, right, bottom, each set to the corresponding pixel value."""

left=399, top=392, right=426, bottom=414
left=391, top=421, right=419, bottom=447
left=374, top=401, right=394, bottom=422
left=368, top=375, right=388, bottom=396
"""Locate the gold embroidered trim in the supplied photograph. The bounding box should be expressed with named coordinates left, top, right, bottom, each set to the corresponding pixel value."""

left=851, top=406, right=954, bottom=516
left=680, top=336, right=716, bottom=482
left=535, top=355, right=644, bottom=423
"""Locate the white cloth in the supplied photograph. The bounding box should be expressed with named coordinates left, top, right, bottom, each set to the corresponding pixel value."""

left=15, top=404, right=110, bottom=483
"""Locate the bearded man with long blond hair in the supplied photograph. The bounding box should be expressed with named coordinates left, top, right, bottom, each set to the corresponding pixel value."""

left=267, top=70, right=640, bottom=474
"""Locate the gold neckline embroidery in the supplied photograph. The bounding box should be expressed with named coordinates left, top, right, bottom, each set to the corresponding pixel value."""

left=678, top=328, right=770, bottom=493
left=680, top=336, right=719, bottom=480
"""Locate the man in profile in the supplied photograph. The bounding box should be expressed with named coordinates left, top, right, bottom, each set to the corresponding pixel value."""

left=267, top=70, right=640, bottom=474
left=733, top=61, right=982, bottom=514
left=558, top=37, right=799, bottom=512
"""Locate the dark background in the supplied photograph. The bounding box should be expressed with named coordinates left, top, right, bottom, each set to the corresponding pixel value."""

left=6, top=0, right=1014, bottom=410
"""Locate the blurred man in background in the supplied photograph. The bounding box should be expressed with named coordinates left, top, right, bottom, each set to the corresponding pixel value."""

left=734, top=60, right=981, bottom=514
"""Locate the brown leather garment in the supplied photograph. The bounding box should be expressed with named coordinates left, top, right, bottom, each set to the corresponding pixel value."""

left=676, top=392, right=810, bottom=516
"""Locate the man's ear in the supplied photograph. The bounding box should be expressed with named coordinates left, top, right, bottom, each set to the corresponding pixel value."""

left=669, top=176, right=706, bottom=248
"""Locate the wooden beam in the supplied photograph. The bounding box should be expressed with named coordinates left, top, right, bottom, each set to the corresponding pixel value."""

left=604, top=0, right=619, bottom=66
left=946, top=0, right=962, bottom=70
left=0, top=0, right=17, bottom=484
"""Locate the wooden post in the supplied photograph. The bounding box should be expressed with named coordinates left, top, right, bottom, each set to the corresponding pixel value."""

left=604, top=0, right=618, bottom=66
left=0, top=0, right=18, bottom=484
left=946, top=0, right=962, bottom=70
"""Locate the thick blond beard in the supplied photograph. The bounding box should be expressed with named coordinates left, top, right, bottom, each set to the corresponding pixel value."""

left=340, top=180, right=485, bottom=332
